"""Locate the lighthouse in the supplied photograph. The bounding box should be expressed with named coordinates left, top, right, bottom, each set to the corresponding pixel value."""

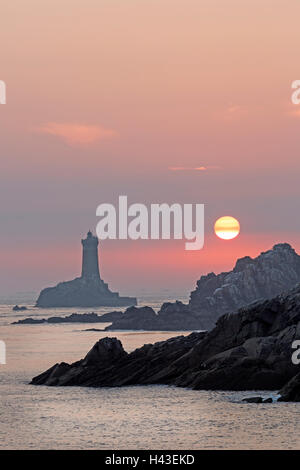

left=81, top=231, right=101, bottom=280
left=36, top=230, right=137, bottom=307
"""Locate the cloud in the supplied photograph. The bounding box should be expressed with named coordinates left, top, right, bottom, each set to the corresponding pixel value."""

left=169, top=165, right=221, bottom=172
left=34, top=122, right=117, bottom=146
left=214, top=104, right=248, bottom=122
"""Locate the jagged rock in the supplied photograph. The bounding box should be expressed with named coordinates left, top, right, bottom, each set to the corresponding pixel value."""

left=188, top=243, right=300, bottom=328
left=107, top=243, right=300, bottom=332
left=12, top=305, right=27, bottom=311
left=104, top=306, right=158, bottom=330
left=82, top=337, right=127, bottom=366
left=31, top=284, right=300, bottom=392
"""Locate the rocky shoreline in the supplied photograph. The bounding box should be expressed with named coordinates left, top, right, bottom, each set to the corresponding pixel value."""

left=15, top=244, right=300, bottom=332
left=31, top=284, right=300, bottom=401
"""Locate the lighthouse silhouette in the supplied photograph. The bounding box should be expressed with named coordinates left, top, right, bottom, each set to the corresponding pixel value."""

left=36, top=231, right=137, bottom=307
left=81, top=230, right=101, bottom=280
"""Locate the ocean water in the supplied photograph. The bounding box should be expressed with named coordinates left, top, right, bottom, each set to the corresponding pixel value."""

left=1, top=296, right=300, bottom=450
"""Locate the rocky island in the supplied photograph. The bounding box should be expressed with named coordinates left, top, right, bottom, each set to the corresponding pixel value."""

left=36, top=231, right=137, bottom=308
left=31, top=282, right=300, bottom=401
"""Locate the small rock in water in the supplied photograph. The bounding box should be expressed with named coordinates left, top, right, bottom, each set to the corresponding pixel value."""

left=242, top=396, right=263, bottom=403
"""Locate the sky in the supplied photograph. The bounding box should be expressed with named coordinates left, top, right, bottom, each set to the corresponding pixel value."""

left=1, top=0, right=300, bottom=297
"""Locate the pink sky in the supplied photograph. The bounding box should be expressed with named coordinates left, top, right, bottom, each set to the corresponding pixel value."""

left=1, top=0, right=300, bottom=297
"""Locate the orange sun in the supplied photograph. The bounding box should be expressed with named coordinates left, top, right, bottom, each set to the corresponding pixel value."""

left=214, top=216, right=240, bottom=240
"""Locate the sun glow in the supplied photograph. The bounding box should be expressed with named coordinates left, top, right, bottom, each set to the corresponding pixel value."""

left=214, top=216, right=240, bottom=240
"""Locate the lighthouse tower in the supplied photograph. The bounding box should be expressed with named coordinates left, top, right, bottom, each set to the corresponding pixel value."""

left=81, top=231, right=101, bottom=280
left=36, top=230, right=137, bottom=307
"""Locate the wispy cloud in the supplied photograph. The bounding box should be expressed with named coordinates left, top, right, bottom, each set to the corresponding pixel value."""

left=34, top=122, right=117, bottom=146
left=169, top=165, right=221, bottom=172
left=214, top=104, right=248, bottom=122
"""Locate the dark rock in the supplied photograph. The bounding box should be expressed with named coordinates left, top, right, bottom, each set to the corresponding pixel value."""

left=36, top=277, right=137, bottom=308
left=188, top=243, right=300, bottom=329
left=105, top=306, right=159, bottom=331
left=105, top=303, right=207, bottom=331
left=13, top=311, right=123, bottom=325
left=12, top=305, right=27, bottom=311
left=106, top=243, right=300, bottom=332
left=82, top=337, right=127, bottom=366
left=278, top=372, right=300, bottom=402
left=82, top=328, right=104, bottom=332
left=31, top=337, right=128, bottom=386
left=31, top=284, right=300, bottom=394
left=242, top=397, right=263, bottom=403
left=12, top=317, right=46, bottom=324
left=263, top=398, right=273, bottom=403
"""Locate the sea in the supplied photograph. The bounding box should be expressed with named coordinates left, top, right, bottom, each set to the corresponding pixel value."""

left=0, top=292, right=300, bottom=450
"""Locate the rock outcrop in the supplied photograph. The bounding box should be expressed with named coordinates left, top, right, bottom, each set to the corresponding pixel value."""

left=31, top=284, right=300, bottom=395
left=105, top=302, right=205, bottom=331
left=36, top=277, right=137, bottom=308
left=187, top=243, right=300, bottom=329
left=103, top=243, right=300, bottom=331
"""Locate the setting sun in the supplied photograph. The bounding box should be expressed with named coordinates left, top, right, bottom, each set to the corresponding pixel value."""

left=214, top=216, right=240, bottom=240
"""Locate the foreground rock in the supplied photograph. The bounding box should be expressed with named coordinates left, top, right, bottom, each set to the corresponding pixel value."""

left=13, top=311, right=123, bottom=325
left=31, top=284, right=300, bottom=394
left=278, top=372, right=300, bottom=402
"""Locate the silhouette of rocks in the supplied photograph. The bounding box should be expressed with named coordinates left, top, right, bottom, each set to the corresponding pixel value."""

left=188, top=243, right=300, bottom=329
left=13, top=311, right=123, bottom=325
left=104, top=302, right=204, bottom=331
left=21, top=243, right=300, bottom=331
left=12, top=305, right=27, bottom=311
left=31, top=284, right=300, bottom=396
left=36, top=277, right=137, bottom=308
left=103, top=243, right=300, bottom=331
left=13, top=318, right=45, bottom=324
